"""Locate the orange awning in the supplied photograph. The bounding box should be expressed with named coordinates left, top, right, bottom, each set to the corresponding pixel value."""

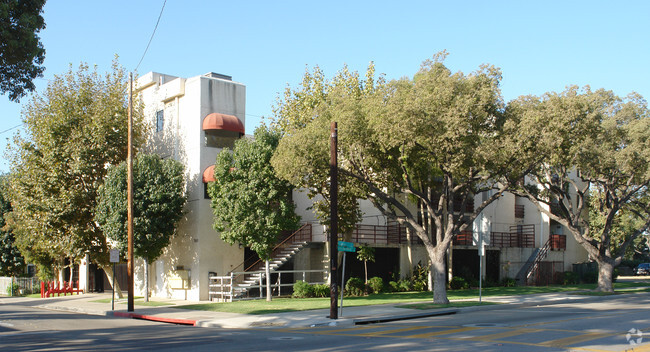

left=202, top=113, right=245, bottom=134
left=202, top=165, right=216, bottom=183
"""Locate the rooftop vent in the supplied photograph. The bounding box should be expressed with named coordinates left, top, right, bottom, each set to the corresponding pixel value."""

left=203, top=72, right=232, bottom=81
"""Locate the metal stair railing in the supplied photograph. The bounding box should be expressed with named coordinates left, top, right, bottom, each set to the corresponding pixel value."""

left=525, top=238, right=551, bottom=283
left=227, top=223, right=313, bottom=298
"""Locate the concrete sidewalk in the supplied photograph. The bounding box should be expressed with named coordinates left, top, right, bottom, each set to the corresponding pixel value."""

left=0, top=289, right=628, bottom=329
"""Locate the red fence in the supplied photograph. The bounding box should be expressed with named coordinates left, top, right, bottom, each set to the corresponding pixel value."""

left=41, top=281, right=83, bottom=298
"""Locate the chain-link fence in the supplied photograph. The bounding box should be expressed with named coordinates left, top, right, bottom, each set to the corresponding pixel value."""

left=0, top=277, right=41, bottom=296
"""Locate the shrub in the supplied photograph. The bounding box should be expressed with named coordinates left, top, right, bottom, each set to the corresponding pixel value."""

left=388, top=280, right=400, bottom=292
left=412, top=280, right=427, bottom=292
left=398, top=279, right=412, bottom=292
left=292, top=280, right=314, bottom=298
left=411, top=263, right=429, bottom=291
left=563, top=271, right=579, bottom=285
left=500, top=277, right=516, bottom=287
left=5, top=282, right=20, bottom=296
left=312, top=284, right=330, bottom=298
left=449, top=276, right=468, bottom=290
left=367, top=277, right=384, bottom=294
left=345, top=277, right=366, bottom=296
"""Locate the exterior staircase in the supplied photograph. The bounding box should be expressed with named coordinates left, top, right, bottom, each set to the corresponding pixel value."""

left=515, top=239, right=550, bottom=285
left=224, top=224, right=313, bottom=300
left=234, top=240, right=309, bottom=298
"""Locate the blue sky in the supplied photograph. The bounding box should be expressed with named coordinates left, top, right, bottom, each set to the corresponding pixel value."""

left=1, top=1, right=649, bottom=172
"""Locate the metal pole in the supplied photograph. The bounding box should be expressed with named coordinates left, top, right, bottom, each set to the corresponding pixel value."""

left=127, top=73, right=135, bottom=312
left=479, top=229, right=483, bottom=304
left=329, top=121, right=338, bottom=319
left=339, top=252, right=346, bottom=317
left=112, top=263, right=115, bottom=311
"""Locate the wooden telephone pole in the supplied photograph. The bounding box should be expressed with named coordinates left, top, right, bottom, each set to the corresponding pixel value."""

left=329, top=122, right=338, bottom=319
left=127, top=73, right=135, bottom=312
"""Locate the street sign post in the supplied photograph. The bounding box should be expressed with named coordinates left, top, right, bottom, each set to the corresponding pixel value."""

left=110, top=248, right=119, bottom=311
left=337, top=241, right=356, bottom=317
left=337, top=241, right=355, bottom=253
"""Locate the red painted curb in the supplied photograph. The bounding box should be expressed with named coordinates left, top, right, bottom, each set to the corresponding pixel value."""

left=112, top=311, right=196, bottom=326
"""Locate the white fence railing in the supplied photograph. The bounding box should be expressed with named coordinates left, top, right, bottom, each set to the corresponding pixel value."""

left=0, top=277, right=41, bottom=296
left=209, top=269, right=327, bottom=302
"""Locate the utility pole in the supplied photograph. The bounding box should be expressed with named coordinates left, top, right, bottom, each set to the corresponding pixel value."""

left=127, top=73, right=135, bottom=312
left=329, top=122, right=338, bottom=319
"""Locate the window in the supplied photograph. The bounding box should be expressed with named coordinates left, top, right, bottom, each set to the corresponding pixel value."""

left=204, top=183, right=211, bottom=199
left=156, top=110, right=164, bottom=132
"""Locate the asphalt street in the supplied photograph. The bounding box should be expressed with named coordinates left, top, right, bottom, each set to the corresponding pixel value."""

left=1, top=293, right=649, bottom=351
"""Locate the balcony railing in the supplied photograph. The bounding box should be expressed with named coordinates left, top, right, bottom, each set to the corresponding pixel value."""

left=514, top=204, right=525, bottom=218
left=349, top=223, right=420, bottom=245
left=489, top=224, right=535, bottom=248
left=550, top=234, right=566, bottom=250
left=453, top=230, right=473, bottom=246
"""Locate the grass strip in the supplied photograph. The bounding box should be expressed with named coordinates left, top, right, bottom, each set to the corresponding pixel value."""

left=174, top=282, right=650, bottom=315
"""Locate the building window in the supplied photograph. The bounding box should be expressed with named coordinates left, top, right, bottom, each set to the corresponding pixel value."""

left=156, top=110, right=164, bottom=132
left=204, top=183, right=211, bottom=199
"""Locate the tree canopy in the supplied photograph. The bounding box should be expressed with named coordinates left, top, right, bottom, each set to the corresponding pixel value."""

left=272, top=53, right=526, bottom=303
left=0, top=176, right=24, bottom=277
left=270, top=65, right=365, bottom=236
left=7, top=59, right=144, bottom=274
left=209, top=125, right=300, bottom=260
left=509, top=86, right=650, bottom=292
left=0, top=0, right=46, bottom=102
left=95, top=153, right=186, bottom=263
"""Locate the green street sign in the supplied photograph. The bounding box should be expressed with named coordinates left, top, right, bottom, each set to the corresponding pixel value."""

left=337, top=241, right=356, bottom=252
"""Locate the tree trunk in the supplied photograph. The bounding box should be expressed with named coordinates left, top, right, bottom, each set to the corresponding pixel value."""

left=144, top=258, right=149, bottom=302
left=427, top=263, right=433, bottom=292
left=103, top=265, right=124, bottom=299
left=431, top=252, right=449, bottom=304
left=68, top=263, right=75, bottom=284
left=595, top=260, right=615, bottom=293
left=265, top=260, right=272, bottom=302
left=364, top=260, right=368, bottom=284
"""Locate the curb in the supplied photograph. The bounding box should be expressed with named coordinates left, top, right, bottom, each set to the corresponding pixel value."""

left=353, top=308, right=458, bottom=325
left=112, top=311, right=196, bottom=326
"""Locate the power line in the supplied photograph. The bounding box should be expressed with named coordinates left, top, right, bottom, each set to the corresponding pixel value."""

left=0, top=124, right=23, bottom=135
left=135, top=0, right=167, bottom=72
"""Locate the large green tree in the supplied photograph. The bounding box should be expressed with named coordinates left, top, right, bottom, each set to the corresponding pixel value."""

left=8, top=59, right=144, bottom=284
left=272, top=54, right=526, bottom=303
left=0, top=0, right=46, bottom=102
left=271, top=65, right=364, bottom=238
left=509, top=87, right=650, bottom=292
left=209, top=125, right=300, bottom=301
left=96, top=153, right=186, bottom=300
left=0, top=176, right=24, bottom=277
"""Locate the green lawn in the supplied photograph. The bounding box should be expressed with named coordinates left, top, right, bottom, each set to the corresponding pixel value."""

left=175, top=281, right=648, bottom=315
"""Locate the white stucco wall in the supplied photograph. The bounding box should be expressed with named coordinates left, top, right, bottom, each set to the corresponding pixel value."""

left=132, top=72, right=246, bottom=301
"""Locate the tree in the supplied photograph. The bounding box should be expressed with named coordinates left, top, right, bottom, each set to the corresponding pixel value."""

left=7, top=59, right=144, bottom=289
left=0, top=0, right=46, bottom=102
left=508, top=87, right=650, bottom=292
left=272, top=53, right=525, bottom=303
left=209, top=125, right=300, bottom=301
left=0, top=176, right=24, bottom=277
left=356, top=245, right=375, bottom=284
left=271, top=65, right=364, bottom=239
left=96, top=153, right=186, bottom=301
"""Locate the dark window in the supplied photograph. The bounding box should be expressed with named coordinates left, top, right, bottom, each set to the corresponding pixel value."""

left=204, top=183, right=211, bottom=199
left=156, top=110, right=164, bottom=132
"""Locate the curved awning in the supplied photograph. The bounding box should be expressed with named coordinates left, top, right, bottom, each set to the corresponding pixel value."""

left=202, top=165, right=216, bottom=183
left=202, top=113, right=245, bottom=134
